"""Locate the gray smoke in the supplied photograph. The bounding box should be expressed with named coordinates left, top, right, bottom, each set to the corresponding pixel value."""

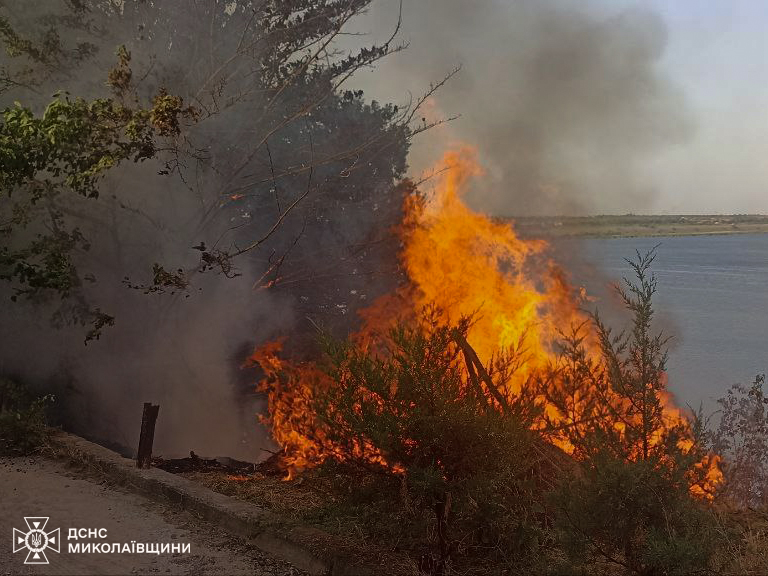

left=351, top=0, right=694, bottom=215
left=0, top=154, right=293, bottom=460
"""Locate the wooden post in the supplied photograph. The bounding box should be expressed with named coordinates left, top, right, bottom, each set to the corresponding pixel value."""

left=136, top=402, right=160, bottom=468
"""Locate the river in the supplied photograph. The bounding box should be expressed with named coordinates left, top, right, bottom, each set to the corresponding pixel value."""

left=557, top=233, right=768, bottom=414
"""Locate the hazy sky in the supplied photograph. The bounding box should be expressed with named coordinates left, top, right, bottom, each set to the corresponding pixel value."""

left=347, top=1, right=768, bottom=215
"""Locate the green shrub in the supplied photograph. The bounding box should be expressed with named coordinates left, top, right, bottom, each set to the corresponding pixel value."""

left=553, top=453, right=715, bottom=575
left=0, top=377, right=53, bottom=454
left=296, top=249, right=721, bottom=574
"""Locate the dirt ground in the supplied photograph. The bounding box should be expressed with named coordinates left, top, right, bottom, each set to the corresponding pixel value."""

left=0, top=456, right=304, bottom=576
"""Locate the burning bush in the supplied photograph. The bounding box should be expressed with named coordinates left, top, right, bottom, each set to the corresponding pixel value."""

left=301, top=252, right=721, bottom=574
left=542, top=250, right=720, bottom=497
left=315, top=310, right=552, bottom=573
left=248, top=152, right=726, bottom=574
left=251, top=150, right=722, bottom=484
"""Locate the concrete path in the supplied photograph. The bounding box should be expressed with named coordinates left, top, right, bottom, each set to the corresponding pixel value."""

left=0, top=456, right=304, bottom=575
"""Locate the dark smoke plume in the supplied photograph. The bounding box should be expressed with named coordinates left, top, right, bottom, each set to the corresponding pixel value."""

left=352, top=0, right=694, bottom=215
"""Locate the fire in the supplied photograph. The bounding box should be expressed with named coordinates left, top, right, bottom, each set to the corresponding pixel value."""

left=249, top=147, right=722, bottom=497
left=246, top=340, right=334, bottom=479
left=246, top=339, right=400, bottom=478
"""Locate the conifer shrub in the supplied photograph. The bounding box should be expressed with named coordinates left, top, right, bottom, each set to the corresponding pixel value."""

left=300, top=250, right=725, bottom=574
left=545, top=249, right=717, bottom=575
left=314, top=311, right=554, bottom=574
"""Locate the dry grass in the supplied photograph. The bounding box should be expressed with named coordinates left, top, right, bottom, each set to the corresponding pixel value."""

left=181, top=470, right=327, bottom=521
left=711, top=507, right=768, bottom=575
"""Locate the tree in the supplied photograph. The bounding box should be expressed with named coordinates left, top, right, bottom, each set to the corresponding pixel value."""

left=0, top=47, right=191, bottom=340
left=0, top=0, right=441, bottom=342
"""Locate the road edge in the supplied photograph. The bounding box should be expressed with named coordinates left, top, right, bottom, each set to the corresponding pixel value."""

left=44, top=430, right=386, bottom=576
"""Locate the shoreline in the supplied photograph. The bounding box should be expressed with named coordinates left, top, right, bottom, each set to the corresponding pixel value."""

left=506, top=215, right=768, bottom=239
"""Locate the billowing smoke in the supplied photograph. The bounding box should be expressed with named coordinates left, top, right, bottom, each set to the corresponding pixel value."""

left=0, top=0, right=692, bottom=459
left=351, top=0, right=694, bottom=215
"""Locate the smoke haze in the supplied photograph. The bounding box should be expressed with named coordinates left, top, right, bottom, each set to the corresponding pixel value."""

left=0, top=150, right=296, bottom=458
left=0, top=1, right=406, bottom=459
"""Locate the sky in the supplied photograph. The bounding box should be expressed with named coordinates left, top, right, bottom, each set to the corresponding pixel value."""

left=641, top=0, right=768, bottom=214
left=346, top=1, right=768, bottom=215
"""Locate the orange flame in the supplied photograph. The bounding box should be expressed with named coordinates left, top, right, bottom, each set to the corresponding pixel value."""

left=250, top=148, right=722, bottom=497
left=401, top=148, right=584, bottom=390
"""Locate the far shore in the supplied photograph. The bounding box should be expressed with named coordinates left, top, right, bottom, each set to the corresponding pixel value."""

left=506, top=214, right=768, bottom=238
